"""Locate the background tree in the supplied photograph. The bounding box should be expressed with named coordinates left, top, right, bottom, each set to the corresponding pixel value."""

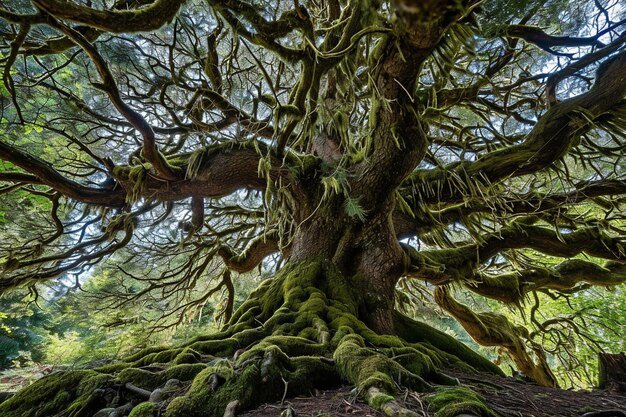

left=1, top=0, right=626, bottom=416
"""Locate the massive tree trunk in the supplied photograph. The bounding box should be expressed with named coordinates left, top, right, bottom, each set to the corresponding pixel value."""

left=288, top=208, right=404, bottom=335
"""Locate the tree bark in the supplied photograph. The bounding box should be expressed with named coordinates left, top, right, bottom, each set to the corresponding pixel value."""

left=598, top=353, right=626, bottom=392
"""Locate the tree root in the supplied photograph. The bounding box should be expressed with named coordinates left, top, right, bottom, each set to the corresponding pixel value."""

left=0, top=261, right=501, bottom=417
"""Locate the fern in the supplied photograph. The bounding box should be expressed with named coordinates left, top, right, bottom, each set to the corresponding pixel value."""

left=344, top=196, right=367, bottom=222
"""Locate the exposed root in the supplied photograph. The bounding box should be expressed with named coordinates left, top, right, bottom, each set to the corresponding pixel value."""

left=223, top=400, right=240, bottom=417
left=424, top=387, right=499, bottom=417
left=0, top=261, right=501, bottom=417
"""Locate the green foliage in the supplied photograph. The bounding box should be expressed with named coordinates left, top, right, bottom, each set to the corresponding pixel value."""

left=0, top=292, right=49, bottom=370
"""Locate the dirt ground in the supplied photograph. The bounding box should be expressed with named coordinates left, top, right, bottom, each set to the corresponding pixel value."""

left=240, top=369, right=626, bottom=417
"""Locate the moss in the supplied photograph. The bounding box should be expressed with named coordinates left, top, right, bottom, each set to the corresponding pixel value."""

left=118, top=368, right=165, bottom=390
left=174, top=352, right=200, bottom=364
left=425, top=387, right=499, bottom=417
left=164, top=364, right=265, bottom=417
left=128, top=402, right=159, bottom=417
left=0, top=370, right=94, bottom=417
left=125, top=345, right=170, bottom=363
left=288, top=356, right=339, bottom=392
left=366, top=333, right=405, bottom=348
left=78, top=372, right=115, bottom=396
left=163, top=396, right=186, bottom=417
left=95, top=361, right=131, bottom=373
left=334, top=334, right=397, bottom=393
left=261, top=336, right=325, bottom=356
left=165, top=363, right=207, bottom=381
left=393, top=311, right=504, bottom=376
left=369, top=391, right=395, bottom=409
left=232, top=328, right=267, bottom=347
left=173, top=347, right=202, bottom=364
left=383, top=346, right=436, bottom=377
left=133, top=348, right=182, bottom=366
left=188, top=338, right=238, bottom=356
left=297, top=326, right=318, bottom=340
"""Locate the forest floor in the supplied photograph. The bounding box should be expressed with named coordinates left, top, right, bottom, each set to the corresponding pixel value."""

left=240, top=368, right=626, bottom=417
left=2, top=366, right=626, bottom=416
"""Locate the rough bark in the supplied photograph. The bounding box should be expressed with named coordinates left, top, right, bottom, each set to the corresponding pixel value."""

left=598, top=353, right=626, bottom=392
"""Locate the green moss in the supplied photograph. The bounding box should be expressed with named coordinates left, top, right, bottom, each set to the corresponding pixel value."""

left=366, top=333, right=405, bottom=348
left=165, top=363, right=207, bottom=381
left=369, top=391, right=395, bottom=409
left=334, top=334, right=396, bottom=393
left=425, top=387, right=498, bottom=417
left=164, top=364, right=265, bottom=417
left=393, top=311, right=504, bottom=376
left=232, top=328, right=267, bottom=347
left=128, top=402, right=159, bottom=417
left=288, top=356, right=339, bottom=392
left=173, top=353, right=199, bottom=364
left=95, top=361, right=131, bottom=373
left=174, top=347, right=202, bottom=364
left=383, top=346, right=436, bottom=377
left=0, top=370, right=95, bottom=417
left=118, top=368, right=165, bottom=390
left=125, top=345, right=170, bottom=363
left=78, top=372, right=115, bottom=396
left=163, top=396, right=187, bottom=417
left=188, top=338, right=238, bottom=356
left=297, top=327, right=318, bottom=340
left=132, top=348, right=182, bottom=366
left=261, top=336, right=325, bottom=356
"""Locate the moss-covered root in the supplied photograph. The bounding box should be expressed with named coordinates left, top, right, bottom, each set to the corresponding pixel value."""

left=425, top=387, right=499, bottom=417
left=333, top=333, right=434, bottom=417
left=162, top=342, right=339, bottom=417
left=366, top=387, right=420, bottom=417
left=0, top=370, right=115, bottom=417
left=0, top=261, right=507, bottom=417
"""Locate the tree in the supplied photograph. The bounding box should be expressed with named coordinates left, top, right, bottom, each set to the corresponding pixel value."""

left=1, top=0, right=626, bottom=415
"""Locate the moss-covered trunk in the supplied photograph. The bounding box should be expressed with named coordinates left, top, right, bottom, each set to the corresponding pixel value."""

left=0, top=259, right=503, bottom=417
left=285, top=204, right=407, bottom=336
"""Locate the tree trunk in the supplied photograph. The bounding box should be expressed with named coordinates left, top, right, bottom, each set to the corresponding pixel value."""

left=287, top=207, right=404, bottom=335
left=598, top=353, right=626, bottom=392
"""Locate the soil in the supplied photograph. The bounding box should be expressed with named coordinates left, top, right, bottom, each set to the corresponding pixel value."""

left=240, top=369, right=626, bottom=417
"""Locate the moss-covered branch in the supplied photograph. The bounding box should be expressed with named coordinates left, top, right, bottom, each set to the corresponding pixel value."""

left=32, top=0, right=186, bottom=33
left=434, top=287, right=558, bottom=387
left=395, top=179, right=626, bottom=238
left=0, top=140, right=126, bottom=206
left=405, top=218, right=625, bottom=284
left=409, top=48, right=626, bottom=205
left=218, top=233, right=279, bottom=273
left=467, top=259, right=626, bottom=303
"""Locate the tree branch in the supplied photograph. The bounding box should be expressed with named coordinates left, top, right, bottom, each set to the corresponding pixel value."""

left=404, top=217, right=625, bottom=285
left=395, top=179, right=626, bottom=238
left=467, top=259, right=626, bottom=303
left=50, top=19, right=179, bottom=181
left=434, top=286, right=558, bottom=387
left=411, top=48, right=626, bottom=204
left=218, top=233, right=279, bottom=273
left=32, top=0, right=186, bottom=33
left=0, top=140, right=126, bottom=206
